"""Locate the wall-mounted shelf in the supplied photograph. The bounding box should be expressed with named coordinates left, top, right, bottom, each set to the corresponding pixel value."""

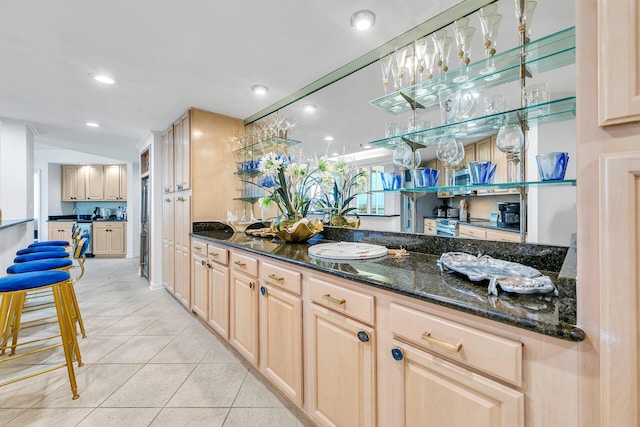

left=369, top=97, right=576, bottom=150
left=369, top=26, right=576, bottom=115
left=233, top=136, right=301, bottom=156
left=370, top=179, right=576, bottom=196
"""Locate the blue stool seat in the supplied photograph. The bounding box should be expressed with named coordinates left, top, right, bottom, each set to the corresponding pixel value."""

left=16, top=246, right=66, bottom=255
left=29, top=240, right=69, bottom=248
left=0, top=270, right=70, bottom=292
left=7, top=259, right=73, bottom=274
left=14, top=251, right=70, bottom=263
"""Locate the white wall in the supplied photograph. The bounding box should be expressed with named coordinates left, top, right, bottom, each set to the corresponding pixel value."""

left=0, top=120, right=34, bottom=219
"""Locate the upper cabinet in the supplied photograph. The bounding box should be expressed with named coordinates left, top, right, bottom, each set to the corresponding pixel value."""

left=61, top=164, right=127, bottom=202
left=104, top=164, right=127, bottom=200
left=62, top=165, right=86, bottom=201
left=162, top=127, right=174, bottom=193
left=174, top=113, right=191, bottom=191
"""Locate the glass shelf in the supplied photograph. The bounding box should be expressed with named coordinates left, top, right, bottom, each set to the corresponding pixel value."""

left=234, top=169, right=261, bottom=177
left=232, top=136, right=301, bottom=156
left=368, top=179, right=576, bottom=196
left=369, top=97, right=576, bottom=150
left=233, top=196, right=261, bottom=202
left=370, top=26, right=576, bottom=115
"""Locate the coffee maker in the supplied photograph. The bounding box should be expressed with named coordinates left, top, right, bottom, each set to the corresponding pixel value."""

left=497, top=202, right=520, bottom=230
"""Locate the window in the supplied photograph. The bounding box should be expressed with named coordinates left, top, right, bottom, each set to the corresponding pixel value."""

left=356, top=165, right=385, bottom=215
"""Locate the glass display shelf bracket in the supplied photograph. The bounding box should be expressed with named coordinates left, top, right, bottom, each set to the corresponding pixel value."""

left=369, top=96, right=576, bottom=150
left=370, top=26, right=576, bottom=115
left=232, top=136, right=301, bottom=156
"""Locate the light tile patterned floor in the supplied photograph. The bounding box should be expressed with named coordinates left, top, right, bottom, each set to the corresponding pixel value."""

left=0, top=258, right=306, bottom=427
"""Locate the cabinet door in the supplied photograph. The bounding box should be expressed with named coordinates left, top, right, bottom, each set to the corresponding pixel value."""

left=163, top=128, right=174, bottom=193
left=308, top=303, right=376, bottom=427
left=92, top=225, right=109, bottom=254
left=179, top=114, right=190, bottom=191
left=104, top=165, right=122, bottom=200
left=119, top=165, right=127, bottom=200
left=208, top=263, right=229, bottom=338
left=229, top=269, right=259, bottom=366
left=174, top=245, right=190, bottom=308
left=191, top=252, right=208, bottom=319
left=463, top=143, right=476, bottom=167
left=109, top=224, right=126, bottom=254
left=259, top=284, right=303, bottom=406
left=86, top=165, right=104, bottom=200
left=390, top=341, right=524, bottom=427
left=174, top=195, right=191, bottom=250
left=163, top=240, right=175, bottom=293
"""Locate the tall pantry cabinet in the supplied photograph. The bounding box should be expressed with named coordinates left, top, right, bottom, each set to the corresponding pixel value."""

left=162, top=108, right=243, bottom=309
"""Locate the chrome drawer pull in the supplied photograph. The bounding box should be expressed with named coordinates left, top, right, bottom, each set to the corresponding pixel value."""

left=268, top=274, right=284, bottom=282
left=322, top=294, right=346, bottom=305
left=234, top=261, right=246, bottom=267
left=421, top=332, right=462, bottom=352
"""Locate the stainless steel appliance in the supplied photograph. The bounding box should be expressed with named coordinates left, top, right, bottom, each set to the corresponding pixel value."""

left=498, top=202, right=520, bottom=230
left=77, top=219, right=93, bottom=256
left=435, top=218, right=458, bottom=237
left=139, top=176, right=149, bottom=279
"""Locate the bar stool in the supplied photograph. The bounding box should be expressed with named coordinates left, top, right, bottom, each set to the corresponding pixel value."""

left=0, top=270, right=81, bottom=399
left=26, top=223, right=81, bottom=249
left=16, top=246, right=67, bottom=255
left=14, top=251, right=70, bottom=263
left=3, top=237, right=90, bottom=352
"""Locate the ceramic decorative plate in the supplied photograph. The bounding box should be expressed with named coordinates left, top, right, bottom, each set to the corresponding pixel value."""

left=308, top=242, right=388, bottom=260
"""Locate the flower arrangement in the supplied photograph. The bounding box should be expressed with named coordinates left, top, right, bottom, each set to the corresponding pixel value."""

left=258, top=152, right=316, bottom=221
left=317, top=157, right=368, bottom=227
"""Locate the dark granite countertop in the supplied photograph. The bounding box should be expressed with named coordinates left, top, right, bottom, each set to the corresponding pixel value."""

left=0, top=218, right=34, bottom=230
left=191, top=224, right=584, bottom=342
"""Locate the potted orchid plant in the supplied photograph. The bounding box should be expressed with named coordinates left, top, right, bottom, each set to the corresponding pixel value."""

left=317, top=157, right=368, bottom=228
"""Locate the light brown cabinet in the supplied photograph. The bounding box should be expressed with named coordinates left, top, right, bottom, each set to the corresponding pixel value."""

left=423, top=218, right=436, bottom=236
left=174, top=113, right=190, bottom=192
left=259, top=262, right=303, bottom=406
left=174, top=195, right=191, bottom=308
left=85, top=165, right=105, bottom=200
left=47, top=222, right=74, bottom=245
left=191, top=242, right=208, bottom=319
left=162, top=195, right=175, bottom=294
left=162, top=127, right=174, bottom=193
left=62, top=165, right=86, bottom=201
left=207, top=244, right=229, bottom=339
left=93, top=222, right=126, bottom=256
left=229, top=254, right=259, bottom=366
left=459, top=223, right=520, bottom=242
left=104, top=164, right=127, bottom=201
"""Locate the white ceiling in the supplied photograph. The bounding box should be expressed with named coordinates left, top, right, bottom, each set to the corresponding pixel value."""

left=0, top=0, right=467, bottom=162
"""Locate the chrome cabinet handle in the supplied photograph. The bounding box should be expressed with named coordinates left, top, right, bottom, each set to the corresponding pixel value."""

left=322, top=294, right=346, bottom=305
left=421, top=332, right=462, bottom=352
left=267, top=274, right=284, bottom=282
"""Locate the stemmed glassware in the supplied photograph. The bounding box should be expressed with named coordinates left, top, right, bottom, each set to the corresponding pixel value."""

left=391, top=46, right=409, bottom=91
left=380, top=54, right=393, bottom=94
left=478, top=4, right=503, bottom=79
left=452, top=17, right=476, bottom=85
left=496, top=123, right=525, bottom=182
left=514, top=0, right=537, bottom=43
left=431, top=30, right=453, bottom=91
left=436, top=136, right=462, bottom=186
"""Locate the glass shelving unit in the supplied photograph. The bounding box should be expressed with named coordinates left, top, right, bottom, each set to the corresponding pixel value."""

left=369, top=97, right=576, bottom=150
left=232, top=136, right=301, bottom=156
left=369, top=27, right=576, bottom=115
left=369, top=179, right=576, bottom=195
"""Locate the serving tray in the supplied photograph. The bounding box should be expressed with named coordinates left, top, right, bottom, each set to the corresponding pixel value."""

left=308, top=242, right=388, bottom=260
left=438, top=252, right=558, bottom=296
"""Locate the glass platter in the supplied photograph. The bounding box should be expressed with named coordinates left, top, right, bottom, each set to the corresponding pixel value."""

left=438, top=252, right=558, bottom=296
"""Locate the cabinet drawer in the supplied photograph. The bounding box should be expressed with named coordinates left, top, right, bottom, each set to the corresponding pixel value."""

left=458, top=224, right=487, bottom=239
left=485, top=228, right=520, bottom=242
left=390, top=303, right=522, bottom=386
left=230, top=251, right=258, bottom=277
left=260, top=261, right=301, bottom=296
left=309, top=277, right=375, bottom=325
left=207, top=244, right=229, bottom=265
left=191, top=240, right=207, bottom=257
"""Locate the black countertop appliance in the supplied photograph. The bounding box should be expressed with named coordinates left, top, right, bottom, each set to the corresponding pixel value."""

left=497, top=202, right=520, bottom=230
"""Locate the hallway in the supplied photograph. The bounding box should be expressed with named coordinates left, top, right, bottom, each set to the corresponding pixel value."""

left=0, top=258, right=304, bottom=426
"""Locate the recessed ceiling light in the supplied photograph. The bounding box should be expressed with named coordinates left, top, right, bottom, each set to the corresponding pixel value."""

left=251, top=84, right=268, bottom=96
left=363, top=144, right=372, bottom=149
left=303, top=103, right=317, bottom=112
left=331, top=152, right=340, bottom=156
left=351, top=10, right=376, bottom=31
left=90, top=73, right=116, bottom=85
left=324, top=136, right=334, bottom=141
left=85, top=122, right=101, bottom=128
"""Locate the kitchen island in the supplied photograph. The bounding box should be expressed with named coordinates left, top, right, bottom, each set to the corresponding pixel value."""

left=0, top=218, right=34, bottom=272
left=184, top=223, right=583, bottom=427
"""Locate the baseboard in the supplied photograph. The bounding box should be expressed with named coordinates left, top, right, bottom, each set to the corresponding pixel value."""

left=148, top=280, right=164, bottom=291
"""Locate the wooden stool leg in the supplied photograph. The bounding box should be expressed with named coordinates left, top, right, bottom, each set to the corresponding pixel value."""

left=52, top=284, right=79, bottom=399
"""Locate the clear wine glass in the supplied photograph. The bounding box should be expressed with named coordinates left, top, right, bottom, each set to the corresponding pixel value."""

left=450, top=140, right=465, bottom=170
left=436, top=136, right=460, bottom=186
left=496, top=123, right=525, bottom=182
left=391, top=46, right=409, bottom=90
left=514, top=0, right=537, bottom=43
left=380, top=54, right=393, bottom=94
left=414, top=37, right=428, bottom=82
left=478, top=5, right=503, bottom=79
left=431, top=30, right=453, bottom=91
left=452, top=19, right=476, bottom=85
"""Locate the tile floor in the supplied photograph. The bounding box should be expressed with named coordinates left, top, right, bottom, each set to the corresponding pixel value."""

left=0, top=258, right=307, bottom=426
